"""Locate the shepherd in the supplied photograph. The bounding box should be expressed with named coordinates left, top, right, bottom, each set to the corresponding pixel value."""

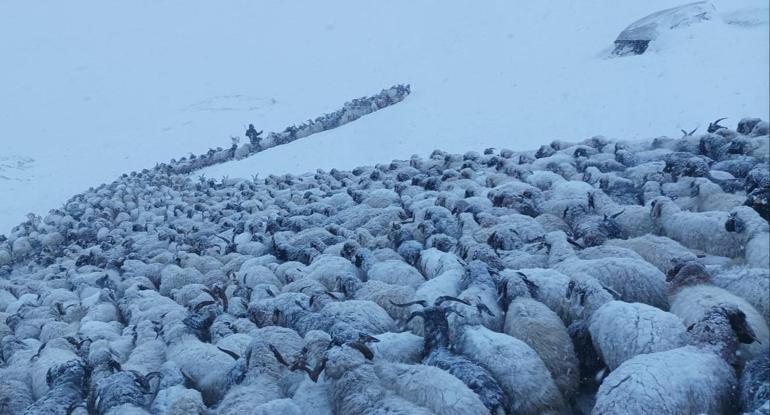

left=245, top=124, right=263, bottom=148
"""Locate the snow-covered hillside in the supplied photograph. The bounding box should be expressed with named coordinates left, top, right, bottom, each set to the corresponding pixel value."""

left=1, top=0, right=768, bottom=233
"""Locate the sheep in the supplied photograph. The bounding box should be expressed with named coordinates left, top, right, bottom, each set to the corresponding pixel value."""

left=587, top=300, right=687, bottom=370
left=456, top=325, right=567, bottom=415
left=712, top=267, right=770, bottom=323
left=342, top=242, right=426, bottom=289
left=725, top=206, right=770, bottom=269
left=593, top=304, right=759, bottom=415
left=0, top=379, right=33, bottom=415
left=503, top=268, right=574, bottom=325
left=741, top=352, right=769, bottom=414
left=690, top=177, right=747, bottom=212
left=545, top=231, right=669, bottom=310
left=649, top=196, right=743, bottom=258
left=394, top=297, right=508, bottom=413
left=377, top=362, right=490, bottom=415
left=605, top=234, right=698, bottom=275
left=354, top=280, right=416, bottom=324
left=503, top=296, right=579, bottom=400
left=23, top=359, right=87, bottom=415
left=89, top=370, right=157, bottom=414
left=321, top=344, right=435, bottom=415
left=667, top=260, right=770, bottom=364
left=150, top=363, right=206, bottom=415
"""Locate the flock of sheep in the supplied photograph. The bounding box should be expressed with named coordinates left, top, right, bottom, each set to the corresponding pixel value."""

left=0, top=116, right=768, bottom=414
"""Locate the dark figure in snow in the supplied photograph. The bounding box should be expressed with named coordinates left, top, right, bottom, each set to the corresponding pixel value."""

left=245, top=124, right=263, bottom=147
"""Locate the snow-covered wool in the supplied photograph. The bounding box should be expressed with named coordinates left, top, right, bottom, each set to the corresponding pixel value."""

left=0, top=117, right=767, bottom=414
left=457, top=325, right=566, bottom=415
left=503, top=297, right=579, bottom=399
left=588, top=300, right=687, bottom=370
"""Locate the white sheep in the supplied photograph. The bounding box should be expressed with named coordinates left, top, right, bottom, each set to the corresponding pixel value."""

left=546, top=231, right=669, bottom=310
left=650, top=196, right=743, bottom=258
left=593, top=346, right=736, bottom=414
left=456, top=325, right=566, bottom=415
left=503, top=297, right=579, bottom=400
left=605, top=234, right=698, bottom=275
left=323, top=345, right=434, bottom=415
left=668, top=262, right=770, bottom=364
left=374, top=362, right=489, bottom=415
left=712, top=267, right=769, bottom=324
left=593, top=304, right=759, bottom=414
left=725, top=206, right=769, bottom=269
left=588, top=300, right=687, bottom=370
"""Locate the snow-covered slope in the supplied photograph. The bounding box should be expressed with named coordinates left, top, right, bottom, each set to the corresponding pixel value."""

left=1, top=0, right=768, bottom=234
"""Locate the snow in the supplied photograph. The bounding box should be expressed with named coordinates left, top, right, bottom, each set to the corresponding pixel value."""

left=1, top=0, right=768, bottom=234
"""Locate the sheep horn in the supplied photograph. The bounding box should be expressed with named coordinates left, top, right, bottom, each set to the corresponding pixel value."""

left=445, top=308, right=466, bottom=319
left=202, top=288, right=218, bottom=300
left=324, top=291, right=341, bottom=300
left=349, top=342, right=375, bottom=360
left=217, top=347, right=240, bottom=360
left=193, top=300, right=216, bottom=312
left=390, top=299, right=428, bottom=308
left=405, top=311, right=425, bottom=324
left=566, top=238, right=583, bottom=249
left=599, top=283, right=622, bottom=300
left=517, top=273, right=540, bottom=297
left=269, top=344, right=290, bottom=367
left=476, top=303, right=496, bottom=317
left=434, top=296, right=471, bottom=306
left=610, top=209, right=625, bottom=219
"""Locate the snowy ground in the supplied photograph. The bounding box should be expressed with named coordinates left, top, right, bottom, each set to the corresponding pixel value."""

left=1, top=0, right=768, bottom=234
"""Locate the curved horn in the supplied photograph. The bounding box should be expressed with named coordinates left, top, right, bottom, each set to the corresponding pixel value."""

left=193, top=300, right=216, bottom=312
left=405, top=311, right=425, bottom=325
left=434, top=296, right=471, bottom=306
left=217, top=347, right=240, bottom=360
left=389, top=299, right=428, bottom=308
left=349, top=342, right=375, bottom=361
left=445, top=308, right=466, bottom=319
left=476, top=303, right=496, bottom=317
left=269, top=344, right=290, bottom=367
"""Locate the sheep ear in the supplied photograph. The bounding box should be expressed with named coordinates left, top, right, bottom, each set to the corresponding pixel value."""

left=686, top=323, right=696, bottom=332
left=46, top=367, right=53, bottom=386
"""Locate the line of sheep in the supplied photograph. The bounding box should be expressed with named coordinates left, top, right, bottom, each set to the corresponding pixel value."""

left=162, top=84, right=411, bottom=176
left=0, top=117, right=767, bottom=414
